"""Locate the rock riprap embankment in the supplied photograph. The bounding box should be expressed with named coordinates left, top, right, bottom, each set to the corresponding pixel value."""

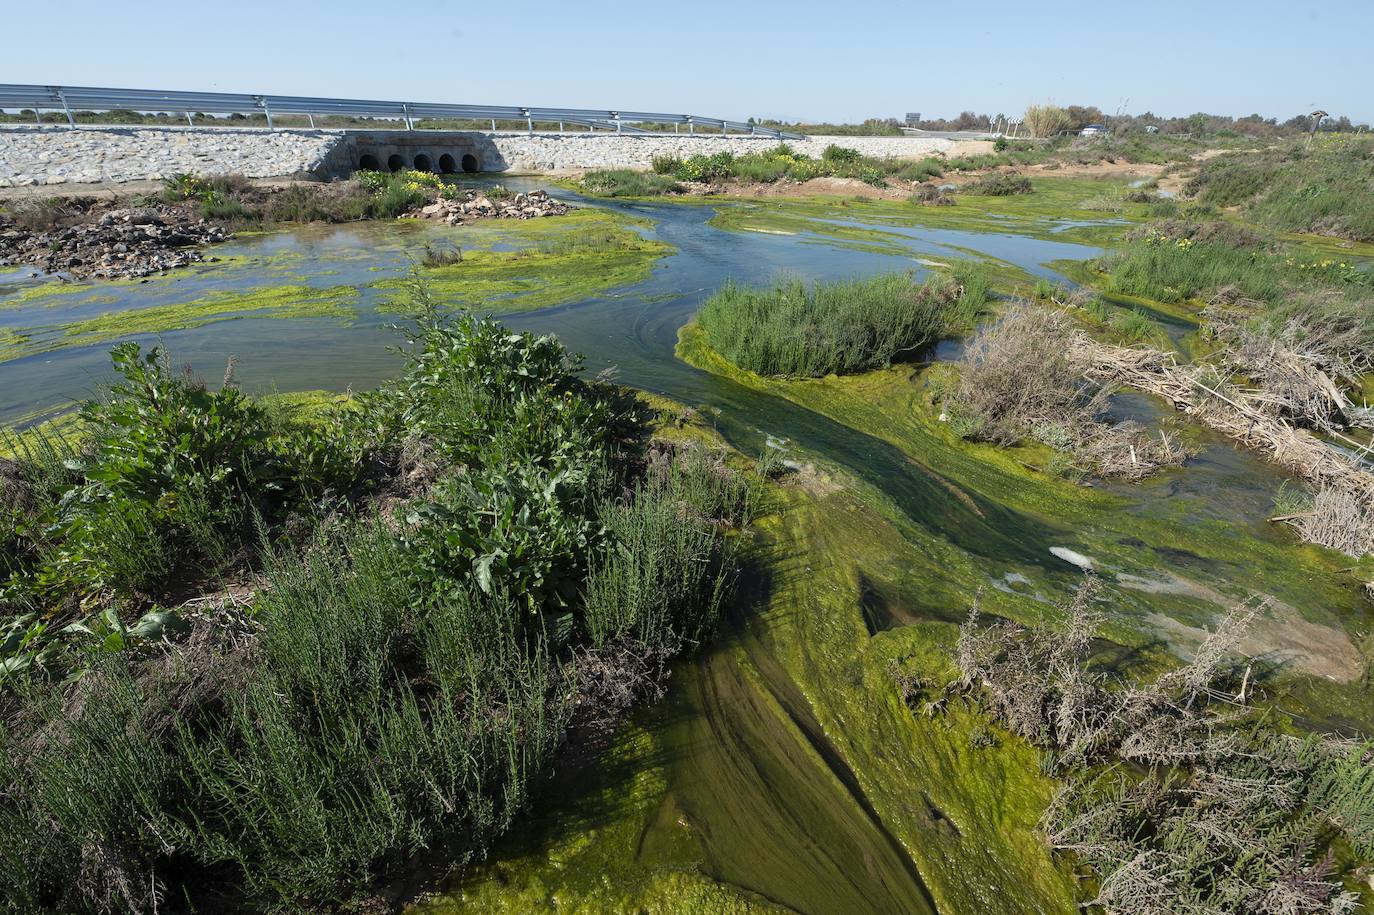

left=484, top=134, right=957, bottom=171
left=0, top=127, right=340, bottom=186
left=0, top=207, right=231, bottom=278
left=2, top=127, right=968, bottom=186
left=407, top=189, right=570, bottom=225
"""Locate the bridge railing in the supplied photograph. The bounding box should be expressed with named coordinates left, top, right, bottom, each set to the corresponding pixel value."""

left=0, top=84, right=806, bottom=139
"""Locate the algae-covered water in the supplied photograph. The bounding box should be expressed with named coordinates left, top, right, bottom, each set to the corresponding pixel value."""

left=4, top=180, right=1368, bottom=913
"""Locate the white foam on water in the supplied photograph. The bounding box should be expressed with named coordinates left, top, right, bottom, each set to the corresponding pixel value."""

left=1049, top=547, right=1095, bottom=570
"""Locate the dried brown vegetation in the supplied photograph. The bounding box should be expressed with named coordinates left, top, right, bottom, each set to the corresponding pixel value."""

left=1074, top=334, right=1374, bottom=565
left=1204, top=293, right=1374, bottom=435
left=948, top=304, right=1190, bottom=480
left=939, top=578, right=1374, bottom=915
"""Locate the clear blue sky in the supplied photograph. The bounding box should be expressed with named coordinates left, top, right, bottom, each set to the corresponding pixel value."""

left=7, top=0, right=1371, bottom=123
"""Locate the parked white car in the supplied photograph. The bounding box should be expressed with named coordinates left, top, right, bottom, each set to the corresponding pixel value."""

left=1078, top=124, right=1107, bottom=137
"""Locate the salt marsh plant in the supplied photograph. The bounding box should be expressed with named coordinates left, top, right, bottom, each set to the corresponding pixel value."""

left=579, top=168, right=682, bottom=197
left=1184, top=137, right=1374, bottom=241
left=960, top=173, right=1033, bottom=196
left=697, top=264, right=991, bottom=378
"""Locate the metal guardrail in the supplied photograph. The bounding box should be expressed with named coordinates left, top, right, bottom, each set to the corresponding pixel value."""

left=0, top=84, right=806, bottom=139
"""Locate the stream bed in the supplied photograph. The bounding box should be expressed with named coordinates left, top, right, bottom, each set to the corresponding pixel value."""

left=3, top=182, right=1368, bottom=913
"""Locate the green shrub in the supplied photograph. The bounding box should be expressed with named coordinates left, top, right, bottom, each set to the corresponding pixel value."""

left=675, top=152, right=736, bottom=182
left=650, top=154, right=682, bottom=175
left=896, top=157, right=946, bottom=181
left=199, top=195, right=252, bottom=221
left=1147, top=198, right=1180, bottom=218
left=174, top=521, right=567, bottom=904
left=580, top=169, right=681, bottom=197
left=1109, top=307, right=1158, bottom=341
left=821, top=144, right=862, bottom=164
left=583, top=446, right=749, bottom=645
left=2, top=342, right=364, bottom=621
left=37, top=345, right=282, bottom=597
left=371, top=181, right=428, bottom=218
left=729, top=154, right=792, bottom=184
left=961, top=173, right=1033, bottom=196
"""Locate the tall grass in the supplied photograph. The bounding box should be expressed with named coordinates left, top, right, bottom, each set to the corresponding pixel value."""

left=1185, top=137, right=1374, bottom=241
left=175, top=521, right=567, bottom=903
left=698, top=264, right=991, bottom=377
left=1103, top=236, right=1287, bottom=304
left=583, top=446, right=750, bottom=646
left=1101, top=221, right=1370, bottom=310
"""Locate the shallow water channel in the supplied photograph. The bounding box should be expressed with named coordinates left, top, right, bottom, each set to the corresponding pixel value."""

left=3, top=182, right=1366, bottom=913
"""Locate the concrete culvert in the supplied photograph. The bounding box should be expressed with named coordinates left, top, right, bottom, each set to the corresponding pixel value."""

left=461, top=153, right=479, bottom=173
left=359, top=154, right=380, bottom=171
left=387, top=154, right=405, bottom=172
left=438, top=153, right=456, bottom=174
left=414, top=154, right=433, bottom=172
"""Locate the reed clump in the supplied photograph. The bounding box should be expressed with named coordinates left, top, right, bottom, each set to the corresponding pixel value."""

left=698, top=264, right=991, bottom=378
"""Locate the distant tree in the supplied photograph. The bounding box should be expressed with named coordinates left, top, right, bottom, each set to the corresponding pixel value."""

left=1065, top=105, right=1105, bottom=131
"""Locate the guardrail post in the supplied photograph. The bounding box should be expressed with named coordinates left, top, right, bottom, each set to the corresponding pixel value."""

left=525, top=111, right=533, bottom=136
left=558, top=120, right=563, bottom=135
left=688, top=118, right=694, bottom=136
left=491, top=118, right=496, bottom=132
left=402, top=103, right=413, bottom=130
left=256, top=97, right=274, bottom=130
left=186, top=111, right=193, bottom=127
left=308, top=113, right=315, bottom=128
left=55, top=87, right=75, bottom=129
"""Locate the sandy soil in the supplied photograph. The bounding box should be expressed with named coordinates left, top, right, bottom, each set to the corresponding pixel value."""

left=1133, top=570, right=1365, bottom=682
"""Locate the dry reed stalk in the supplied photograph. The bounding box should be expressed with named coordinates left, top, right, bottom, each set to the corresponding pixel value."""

left=1071, top=335, right=1374, bottom=589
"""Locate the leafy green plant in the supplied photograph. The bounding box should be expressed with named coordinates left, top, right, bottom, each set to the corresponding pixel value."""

left=822, top=144, right=862, bottom=164
left=650, top=154, right=683, bottom=175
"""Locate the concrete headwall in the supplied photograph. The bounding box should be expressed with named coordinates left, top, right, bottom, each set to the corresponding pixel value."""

left=0, top=126, right=963, bottom=187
